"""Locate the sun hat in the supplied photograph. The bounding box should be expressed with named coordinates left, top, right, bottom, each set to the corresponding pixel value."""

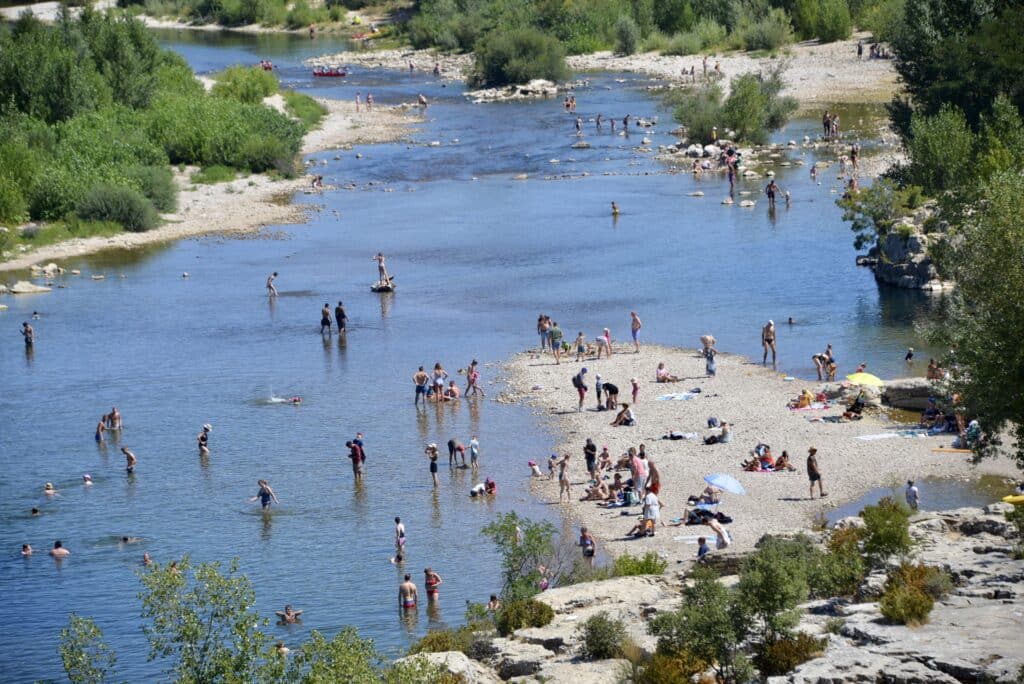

left=203, top=424, right=212, bottom=431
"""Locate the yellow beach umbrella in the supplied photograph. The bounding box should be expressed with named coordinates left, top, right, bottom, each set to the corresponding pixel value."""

left=846, top=372, right=885, bottom=387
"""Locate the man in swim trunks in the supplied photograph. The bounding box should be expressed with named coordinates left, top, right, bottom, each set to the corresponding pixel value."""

left=394, top=517, right=406, bottom=561
left=266, top=272, right=278, bottom=297
left=413, top=366, right=429, bottom=407
left=50, top=540, right=70, bottom=559
left=630, top=312, right=642, bottom=353
left=22, top=321, right=34, bottom=347
left=807, top=447, right=826, bottom=499
left=761, top=320, right=776, bottom=366
left=334, top=301, right=347, bottom=331
left=95, top=418, right=106, bottom=443
left=424, top=568, right=442, bottom=602
left=346, top=441, right=364, bottom=481
left=122, top=447, right=137, bottom=474
left=765, top=179, right=780, bottom=209
left=399, top=574, right=418, bottom=609
left=106, top=406, right=122, bottom=430
left=320, top=303, right=332, bottom=334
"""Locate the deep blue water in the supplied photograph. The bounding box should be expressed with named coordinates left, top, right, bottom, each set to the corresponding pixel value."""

left=0, top=30, right=938, bottom=682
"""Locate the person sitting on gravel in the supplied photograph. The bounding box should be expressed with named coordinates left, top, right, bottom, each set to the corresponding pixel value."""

left=774, top=450, right=796, bottom=471
left=703, top=421, right=731, bottom=444
left=789, top=388, right=814, bottom=409
left=919, top=399, right=941, bottom=428
left=610, top=403, right=636, bottom=427
left=656, top=362, right=680, bottom=383
left=580, top=480, right=610, bottom=501
left=597, top=446, right=613, bottom=472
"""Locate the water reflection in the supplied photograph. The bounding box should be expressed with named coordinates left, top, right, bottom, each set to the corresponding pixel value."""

left=261, top=511, right=273, bottom=542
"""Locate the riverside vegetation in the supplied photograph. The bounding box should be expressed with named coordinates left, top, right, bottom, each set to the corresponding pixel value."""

left=836, top=0, right=1024, bottom=467
left=0, top=9, right=324, bottom=256
left=407, top=0, right=903, bottom=86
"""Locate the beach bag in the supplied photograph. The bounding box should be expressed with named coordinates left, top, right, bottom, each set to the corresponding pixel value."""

left=626, top=489, right=641, bottom=506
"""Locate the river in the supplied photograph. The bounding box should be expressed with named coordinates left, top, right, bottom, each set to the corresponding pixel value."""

left=0, top=29, right=938, bottom=682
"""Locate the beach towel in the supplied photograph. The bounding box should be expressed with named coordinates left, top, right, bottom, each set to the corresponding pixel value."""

left=788, top=402, right=830, bottom=411
left=856, top=430, right=930, bottom=441
left=657, top=392, right=699, bottom=401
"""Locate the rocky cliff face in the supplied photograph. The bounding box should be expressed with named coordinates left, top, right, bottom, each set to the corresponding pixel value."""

left=413, top=505, right=1022, bottom=683
left=867, top=205, right=954, bottom=291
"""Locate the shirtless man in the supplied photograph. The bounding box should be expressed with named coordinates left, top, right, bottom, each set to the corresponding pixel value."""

left=334, top=301, right=347, bottom=331
left=394, top=517, right=406, bottom=561
left=106, top=406, right=122, bottom=430
left=275, top=605, right=303, bottom=624
left=95, top=418, right=106, bottom=443
left=413, top=366, right=429, bottom=407
left=630, top=311, right=642, bottom=353
left=266, top=272, right=279, bottom=297
left=122, top=447, right=137, bottom=474
left=22, top=321, right=34, bottom=347
left=372, top=253, right=389, bottom=283
left=761, top=320, right=776, bottom=366
left=198, top=424, right=212, bottom=455
left=49, top=540, right=70, bottom=559
left=399, top=574, right=418, bottom=610
left=320, top=303, right=332, bottom=334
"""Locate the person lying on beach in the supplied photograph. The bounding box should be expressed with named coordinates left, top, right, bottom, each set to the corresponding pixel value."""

left=703, top=421, right=731, bottom=444
left=276, top=605, right=303, bottom=624
left=656, top=362, right=680, bottom=383
left=610, top=403, right=635, bottom=427
left=687, top=486, right=721, bottom=505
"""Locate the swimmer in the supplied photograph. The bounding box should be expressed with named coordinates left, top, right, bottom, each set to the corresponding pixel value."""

left=611, top=201, right=620, bottom=216
left=44, top=482, right=57, bottom=496
left=105, top=406, right=122, bottom=430
left=22, top=543, right=32, bottom=556
left=122, top=447, right=137, bottom=474
left=275, top=604, right=303, bottom=624
left=275, top=641, right=289, bottom=657
left=399, top=574, right=418, bottom=609
left=120, top=536, right=143, bottom=545
left=250, top=479, right=280, bottom=510
left=424, top=568, right=442, bottom=601
left=198, top=424, right=211, bottom=455
left=31, top=507, right=40, bottom=516
left=289, top=396, right=302, bottom=404
left=266, top=272, right=279, bottom=297
left=82, top=474, right=92, bottom=485
left=49, top=540, right=70, bottom=558
left=142, top=552, right=153, bottom=566
left=487, top=595, right=501, bottom=612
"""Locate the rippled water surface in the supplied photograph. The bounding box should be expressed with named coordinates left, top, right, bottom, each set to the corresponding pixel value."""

left=0, top=30, right=936, bottom=682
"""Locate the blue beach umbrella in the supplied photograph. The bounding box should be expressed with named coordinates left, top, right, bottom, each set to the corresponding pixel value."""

left=703, top=473, right=746, bottom=495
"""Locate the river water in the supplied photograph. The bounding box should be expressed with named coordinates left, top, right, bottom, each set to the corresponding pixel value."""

left=1, top=30, right=940, bottom=682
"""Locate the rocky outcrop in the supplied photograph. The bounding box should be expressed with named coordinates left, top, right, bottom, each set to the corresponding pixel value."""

left=9, top=280, right=51, bottom=294
left=395, top=651, right=502, bottom=683
left=881, top=377, right=936, bottom=410
left=867, top=204, right=955, bottom=291
left=466, top=79, right=588, bottom=104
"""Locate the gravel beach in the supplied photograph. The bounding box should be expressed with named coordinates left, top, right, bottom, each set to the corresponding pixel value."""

left=505, top=343, right=1017, bottom=559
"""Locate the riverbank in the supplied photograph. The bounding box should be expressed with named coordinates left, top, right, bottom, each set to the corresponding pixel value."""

left=0, top=99, right=420, bottom=274
left=310, top=34, right=897, bottom=105
left=503, top=343, right=1017, bottom=559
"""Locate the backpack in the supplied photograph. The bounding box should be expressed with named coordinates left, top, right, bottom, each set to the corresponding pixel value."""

left=571, top=374, right=583, bottom=389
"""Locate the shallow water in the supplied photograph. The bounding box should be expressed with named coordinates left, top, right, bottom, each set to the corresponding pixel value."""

left=1, top=31, right=940, bottom=682
left=822, top=475, right=1012, bottom=526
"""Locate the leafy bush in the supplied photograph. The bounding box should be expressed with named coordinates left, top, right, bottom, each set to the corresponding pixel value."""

left=664, top=31, right=702, bottom=56
left=127, top=165, right=177, bottom=212
left=408, top=628, right=473, bottom=655
left=859, top=0, right=905, bottom=43
left=809, top=527, right=866, bottom=597
left=0, top=175, right=29, bottom=224
left=495, top=599, right=554, bottom=636
left=212, top=65, right=279, bottom=104
left=285, top=0, right=317, bottom=30
left=907, top=105, right=975, bottom=194
left=613, top=551, right=668, bottom=576
left=59, top=614, right=117, bottom=684
left=635, top=652, right=706, bottom=683
left=738, top=536, right=814, bottom=643
left=736, top=8, right=793, bottom=51
left=880, top=582, right=933, bottom=625
left=824, top=617, right=844, bottom=634
left=615, top=14, right=641, bottom=55
left=76, top=184, right=158, bottom=232
left=641, top=30, right=670, bottom=52
left=815, top=0, right=851, bottom=42
left=861, top=496, right=912, bottom=564
left=283, top=90, right=327, bottom=129
left=754, top=633, right=826, bottom=676
left=1007, top=506, right=1024, bottom=559
left=667, top=84, right=723, bottom=143
left=191, top=165, right=237, bottom=184
left=471, top=28, right=568, bottom=87
left=788, top=0, right=818, bottom=39
left=578, top=612, right=627, bottom=660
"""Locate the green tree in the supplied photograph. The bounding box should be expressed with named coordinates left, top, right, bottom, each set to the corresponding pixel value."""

left=79, top=8, right=162, bottom=109
left=815, top=0, right=851, bottom=42
left=649, top=565, right=754, bottom=682
left=615, top=14, right=641, bottom=55
left=481, top=512, right=559, bottom=599
left=139, top=557, right=269, bottom=682
left=737, top=536, right=812, bottom=643
left=906, top=104, right=974, bottom=194
left=59, top=614, right=117, bottom=684
left=861, top=496, right=912, bottom=564
left=470, top=27, right=568, bottom=87
left=929, top=171, right=1024, bottom=468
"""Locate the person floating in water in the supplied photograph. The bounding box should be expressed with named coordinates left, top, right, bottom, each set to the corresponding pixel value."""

left=266, top=272, right=279, bottom=297
left=251, top=479, right=280, bottom=510
left=198, top=424, right=212, bottom=455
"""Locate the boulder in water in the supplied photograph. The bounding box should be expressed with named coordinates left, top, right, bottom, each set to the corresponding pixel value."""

left=10, top=280, right=51, bottom=294
left=721, top=197, right=734, bottom=205
left=688, top=191, right=704, bottom=197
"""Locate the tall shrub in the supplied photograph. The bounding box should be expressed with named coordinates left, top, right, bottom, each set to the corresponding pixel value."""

left=615, top=14, right=641, bottom=55
left=470, top=28, right=568, bottom=87
left=815, top=0, right=852, bottom=42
